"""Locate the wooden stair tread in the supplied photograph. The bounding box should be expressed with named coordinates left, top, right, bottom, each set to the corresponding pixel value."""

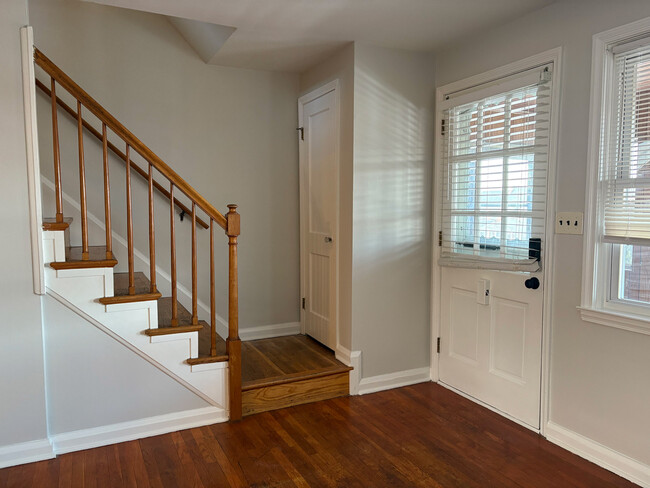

left=42, top=217, right=73, bottom=231
left=100, top=272, right=161, bottom=304
left=155, top=298, right=227, bottom=358
left=50, top=246, right=117, bottom=270
left=186, top=355, right=228, bottom=365
left=145, top=324, right=203, bottom=336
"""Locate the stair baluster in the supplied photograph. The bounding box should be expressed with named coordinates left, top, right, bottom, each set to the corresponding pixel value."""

left=102, top=123, right=112, bottom=259
left=191, top=202, right=198, bottom=325
left=50, top=78, right=64, bottom=224
left=77, top=101, right=89, bottom=260
left=125, top=144, right=135, bottom=294
left=148, top=163, right=157, bottom=293
left=170, top=182, right=178, bottom=326
left=210, top=219, right=216, bottom=357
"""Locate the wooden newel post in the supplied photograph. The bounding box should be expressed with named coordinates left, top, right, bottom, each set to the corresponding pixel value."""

left=226, top=204, right=242, bottom=421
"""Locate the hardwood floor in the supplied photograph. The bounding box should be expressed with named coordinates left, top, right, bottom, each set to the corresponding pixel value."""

left=0, top=383, right=638, bottom=487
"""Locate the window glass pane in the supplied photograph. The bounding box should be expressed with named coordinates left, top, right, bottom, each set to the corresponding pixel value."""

left=452, top=215, right=475, bottom=254
left=505, top=217, right=532, bottom=259
left=507, top=156, right=534, bottom=212
left=482, top=97, right=506, bottom=152
left=619, top=244, right=650, bottom=304
left=477, top=215, right=501, bottom=257
left=451, top=161, right=475, bottom=211
left=510, top=89, right=537, bottom=148
left=478, top=158, right=503, bottom=211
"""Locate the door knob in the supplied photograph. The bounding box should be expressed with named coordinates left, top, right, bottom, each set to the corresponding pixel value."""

left=525, top=277, right=540, bottom=290
left=324, top=236, right=333, bottom=243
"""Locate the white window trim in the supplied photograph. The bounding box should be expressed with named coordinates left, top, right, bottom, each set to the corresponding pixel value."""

left=580, top=16, right=650, bottom=336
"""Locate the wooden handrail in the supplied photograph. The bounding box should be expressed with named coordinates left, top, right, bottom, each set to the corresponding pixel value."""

left=34, top=48, right=227, bottom=230
left=34, top=78, right=209, bottom=230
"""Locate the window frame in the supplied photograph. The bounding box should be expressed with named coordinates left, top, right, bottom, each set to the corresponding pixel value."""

left=580, top=17, right=650, bottom=335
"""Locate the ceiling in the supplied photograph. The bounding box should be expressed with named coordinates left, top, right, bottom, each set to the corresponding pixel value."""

left=84, top=0, right=558, bottom=72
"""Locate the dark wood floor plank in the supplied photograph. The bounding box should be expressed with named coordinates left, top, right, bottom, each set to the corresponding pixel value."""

left=0, top=383, right=640, bottom=488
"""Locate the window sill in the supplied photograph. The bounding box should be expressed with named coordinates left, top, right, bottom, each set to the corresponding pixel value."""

left=578, top=306, right=650, bottom=336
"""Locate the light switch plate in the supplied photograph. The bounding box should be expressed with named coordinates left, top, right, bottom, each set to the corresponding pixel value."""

left=555, top=212, right=583, bottom=235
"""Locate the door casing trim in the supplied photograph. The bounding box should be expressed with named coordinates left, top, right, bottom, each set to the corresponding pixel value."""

left=431, top=48, right=563, bottom=435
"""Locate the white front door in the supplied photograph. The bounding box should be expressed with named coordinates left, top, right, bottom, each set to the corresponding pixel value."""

left=298, top=82, right=339, bottom=349
left=436, top=61, right=557, bottom=430
left=439, top=267, right=543, bottom=428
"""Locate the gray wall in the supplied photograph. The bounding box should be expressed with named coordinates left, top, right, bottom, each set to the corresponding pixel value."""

left=30, top=0, right=301, bottom=330
left=434, top=0, right=650, bottom=466
left=42, top=295, right=208, bottom=434
left=0, top=0, right=49, bottom=448
left=352, top=44, right=435, bottom=377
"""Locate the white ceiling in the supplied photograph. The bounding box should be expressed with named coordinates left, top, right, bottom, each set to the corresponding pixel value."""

left=85, top=0, right=557, bottom=72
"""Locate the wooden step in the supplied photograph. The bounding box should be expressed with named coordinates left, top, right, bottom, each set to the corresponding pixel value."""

left=42, top=217, right=73, bottom=231
left=241, top=335, right=352, bottom=416
left=186, top=354, right=228, bottom=365
left=50, top=246, right=117, bottom=270
left=99, top=272, right=161, bottom=304
left=154, top=297, right=227, bottom=360
left=242, top=371, right=349, bottom=416
left=144, top=324, right=203, bottom=336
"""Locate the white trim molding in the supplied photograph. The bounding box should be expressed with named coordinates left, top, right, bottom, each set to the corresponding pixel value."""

left=0, top=438, right=54, bottom=469
left=50, top=407, right=227, bottom=455
left=578, top=307, right=650, bottom=336
left=546, top=422, right=650, bottom=487
left=239, top=322, right=301, bottom=341
left=358, top=367, right=430, bottom=396
left=20, top=26, right=45, bottom=295
left=335, top=346, right=362, bottom=395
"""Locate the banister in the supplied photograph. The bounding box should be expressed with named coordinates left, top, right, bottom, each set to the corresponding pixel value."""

left=34, top=48, right=227, bottom=230
left=34, top=78, right=210, bottom=230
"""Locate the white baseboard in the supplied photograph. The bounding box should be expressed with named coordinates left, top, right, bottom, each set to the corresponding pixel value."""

left=239, top=322, right=301, bottom=341
left=50, top=406, right=227, bottom=455
left=0, top=438, right=54, bottom=469
left=335, top=346, right=362, bottom=395
left=545, top=421, right=650, bottom=487
left=358, top=366, right=431, bottom=395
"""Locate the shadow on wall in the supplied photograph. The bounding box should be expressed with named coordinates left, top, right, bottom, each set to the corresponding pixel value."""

left=353, top=66, right=429, bottom=267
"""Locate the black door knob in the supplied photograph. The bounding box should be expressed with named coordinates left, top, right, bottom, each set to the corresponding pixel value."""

left=525, top=277, right=540, bottom=290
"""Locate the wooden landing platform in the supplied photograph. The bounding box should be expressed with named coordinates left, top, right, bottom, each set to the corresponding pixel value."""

left=241, top=335, right=352, bottom=416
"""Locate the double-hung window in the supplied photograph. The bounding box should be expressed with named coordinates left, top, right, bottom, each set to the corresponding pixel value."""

left=582, top=23, right=650, bottom=333
left=439, top=66, right=553, bottom=271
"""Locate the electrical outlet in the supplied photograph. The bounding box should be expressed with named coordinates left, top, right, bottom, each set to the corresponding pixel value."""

left=555, top=212, right=583, bottom=235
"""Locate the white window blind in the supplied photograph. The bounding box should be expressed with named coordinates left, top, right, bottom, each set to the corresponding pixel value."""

left=439, top=66, right=552, bottom=271
left=601, top=44, right=650, bottom=244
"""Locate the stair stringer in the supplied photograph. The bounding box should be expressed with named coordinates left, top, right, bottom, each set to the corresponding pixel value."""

left=42, top=230, right=229, bottom=415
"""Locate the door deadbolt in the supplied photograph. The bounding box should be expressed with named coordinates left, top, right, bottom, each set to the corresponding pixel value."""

left=525, top=277, right=540, bottom=290
left=324, top=236, right=333, bottom=243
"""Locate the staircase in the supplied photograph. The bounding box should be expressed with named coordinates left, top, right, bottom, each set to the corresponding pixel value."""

left=33, top=47, right=351, bottom=425
left=34, top=47, right=242, bottom=420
